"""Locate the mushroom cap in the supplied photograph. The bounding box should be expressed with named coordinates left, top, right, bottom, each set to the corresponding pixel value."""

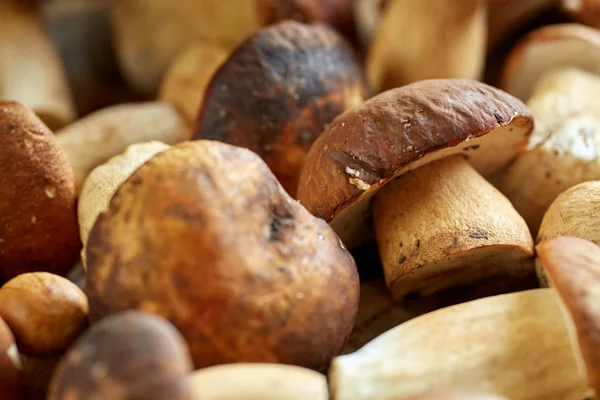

left=0, top=272, right=88, bottom=357
left=47, top=311, right=192, bottom=400
left=297, top=79, right=533, bottom=248
left=0, top=317, right=20, bottom=400
left=0, top=101, right=80, bottom=281
left=536, top=236, right=600, bottom=398
left=502, top=23, right=600, bottom=101
left=193, top=21, right=367, bottom=197
left=85, top=140, right=359, bottom=369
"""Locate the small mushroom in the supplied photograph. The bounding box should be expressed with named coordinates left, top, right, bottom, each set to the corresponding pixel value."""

left=189, top=364, right=328, bottom=400
left=329, top=289, right=589, bottom=400
left=55, top=102, right=189, bottom=188
left=0, top=101, right=80, bottom=282
left=78, top=141, right=171, bottom=269
left=111, top=0, right=355, bottom=94
left=0, top=272, right=88, bottom=357
left=561, top=0, right=600, bottom=28
left=0, top=0, right=75, bottom=130
left=193, top=21, right=367, bottom=197
left=0, top=317, right=20, bottom=400
left=85, top=140, right=360, bottom=369
left=47, top=311, right=192, bottom=400
left=297, top=79, right=534, bottom=299
left=158, top=43, right=229, bottom=124
left=365, top=0, right=487, bottom=92
left=536, top=236, right=600, bottom=398
left=502, top=23, right=600, bottom=101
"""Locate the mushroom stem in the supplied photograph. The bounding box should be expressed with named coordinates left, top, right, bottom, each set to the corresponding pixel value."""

left=372, top=155, right=534, bottom=299
left=0, top=0, right=75, bottom=130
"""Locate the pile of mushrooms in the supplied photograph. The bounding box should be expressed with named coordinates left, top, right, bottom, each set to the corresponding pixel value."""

left=2, top=1, right=600, bottom=399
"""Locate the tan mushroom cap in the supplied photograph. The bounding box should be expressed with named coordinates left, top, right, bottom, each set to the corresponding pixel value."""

left=0, top=317, right=20, bottom=400
left=85, top=140, right=359, bottom=369
left=193, top=21, right=367, bottom=197
left=0, top=101, right=80, bottom=282
left=537, top=237, right=600, bottom=398
left=48, top=311, right=192, bottom=400
left=297, top=79, right=533, bottom=249
left=502, top=23, right=600, bottom=101
left=189, top=364, right=328, bottom=400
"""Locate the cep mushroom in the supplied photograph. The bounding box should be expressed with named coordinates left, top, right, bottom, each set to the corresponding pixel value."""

left=502, top=23, right=600, bottom=101
left=0, top=0, right=75, bottom=130
left=47, top=311, right=192, bottom=400
left=0, top=101, right=80, bottom=282
left=193, top=21, right=368, bottom=197
left=0, top=317, right=20, bottom=400
left=189, top=364, right=328, bottom=400
left=111, top=0, right=355, bottom=94
left=85, top=140, right=360, bottom=369
left=297, top=79, right=535, bottom=299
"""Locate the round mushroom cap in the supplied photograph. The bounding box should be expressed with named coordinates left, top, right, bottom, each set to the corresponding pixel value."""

left=0, top=317, right=20, bottom=400
left=85, top=140, right=359, bottom=369
left=502, top=23, right=600, bottom=101
left=47, top=311, right=192, bottom=400
left=193, top=21, right=367, bottom=197
left=536, top=236, right=600, bottom=398
left=0, top=101, right=80, bottom=281
left=297, top=79, right=533, bottom=248
left=0, top=272, right=88, bottom=357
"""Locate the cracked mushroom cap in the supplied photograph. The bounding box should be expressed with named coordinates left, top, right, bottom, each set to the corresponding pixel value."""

left=536, top=236, right=600, bottom=398
left=0, top=101, right=80, bottom=282
left=0, top=317, right=20, bottom=400
left=297, top=79, right=534, bottom=249
left=85, top=140, right=359, bottom=369
left=193, top=21, right=367, bottom=197
left=502, top=23, right=600, bottom=101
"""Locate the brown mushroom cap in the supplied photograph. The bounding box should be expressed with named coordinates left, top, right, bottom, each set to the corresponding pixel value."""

left=193, top=21, right=367, bottom=197
left=0, top=101, right=80, bottom=282
left=85, top=140, right=359, bottom=369
left=297, top=79, right=533, bottom=249
left=47, top=311, right=192, bottom=400
left=0, top=272, right=88, bottom=357
left=536, top=236, right=600, bottom=398
left=502, top=23, right=600, bottom=101
left=0, top=317, right=20, bottom=400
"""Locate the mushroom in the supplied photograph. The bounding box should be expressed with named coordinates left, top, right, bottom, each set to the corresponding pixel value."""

left=193, top=21, right=367, bottom=197
left=85, top=140, right=359, bottom=369
left=47, top=311, right=192, bottom=400
left=500, top=68, right=600, bottom=233
left=561, top=0, right=600, bottom=27
left=0, top=0, right=75, bottom=130
left=0, top=317, right=20, bottom=400
left=536, top=236, right=600, bottom=398
left=111, top=0, right=355, bottom=94
left=189, top=364, right=328, bottom=400
left=55, top=102, right=189, bottom=188
left=158, top=43, right=229, bottom=124
left=0, top=272, right=88, bottom=358
left=329, top=289, right=589, bottom=400
left=0, top=101, right=80, bottom=282
left=365, top=0, right=487, bottom=93
left=501, top=23, right=600, bottom=101
left=297, top=79, right=535, bottom=299
left=78, top=141, right=171, bottom=269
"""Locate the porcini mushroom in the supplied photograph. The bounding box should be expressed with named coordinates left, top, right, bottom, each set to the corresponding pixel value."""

left=536, top=236, right=600, bottom=398
left=189, top=364, right=328, bottom=400
left=193, top=21, right=367, bottom=197
left=297, top=79, right=534, bottom=299
left=0, top=317, right=20, bottom=400
left=78, top=141, right=171, bottom=268
left=47, top=311, right=192, bottom=400
left=501, top=68, right=600, bottom=233
left=0, top=0, right=75, bottom=130
left=0, top=272, right=88, bottom=358
left=55, top=102, right=189, bottom=188
left=329, top=289, right=589, bottom=400
left=85, top=140, right=360, bottom=369
left=111, top=0, right=355, bottom=94
left=0, top=101, right=80, bottom=282
left=502, top=23, right=600, bottom=101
